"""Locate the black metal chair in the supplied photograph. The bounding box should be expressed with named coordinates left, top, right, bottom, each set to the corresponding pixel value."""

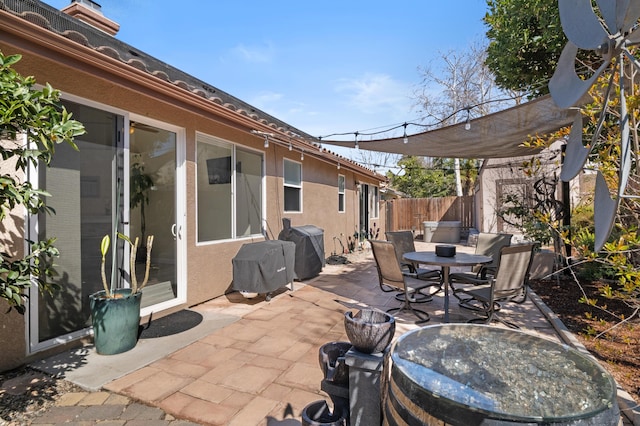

left=369, top=239, right=430, bottom=324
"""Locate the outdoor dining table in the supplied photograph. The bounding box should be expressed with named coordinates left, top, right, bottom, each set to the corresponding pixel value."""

left=403, top=251, right=492, bottom=322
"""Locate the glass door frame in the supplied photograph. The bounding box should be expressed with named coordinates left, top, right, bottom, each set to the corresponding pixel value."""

left=26, top=93, right=186, bottom=354
left=27, top=95, right=127, bottom=353
left=127, top=114, right=186, bottom=317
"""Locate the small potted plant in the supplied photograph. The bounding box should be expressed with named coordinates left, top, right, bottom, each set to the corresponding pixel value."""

left=89, top=177, right=154, bottom=355
left=89, top=232, right=154, bottom=355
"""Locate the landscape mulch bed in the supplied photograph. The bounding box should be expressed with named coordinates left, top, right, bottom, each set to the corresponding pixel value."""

left=529, top=277, right=640, bottom=401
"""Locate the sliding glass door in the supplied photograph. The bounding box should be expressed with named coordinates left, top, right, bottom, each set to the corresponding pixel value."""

left=29, top=101, right=184, bottom=352
left=129, top=120, right=178, bottom=309
left=32, top=101, right=121, bottom=346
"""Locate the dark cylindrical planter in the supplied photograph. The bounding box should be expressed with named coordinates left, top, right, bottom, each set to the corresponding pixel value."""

left=319, top=341, right=352, bottom=385
left=90, top=289, right=142, bottom=355
left=301, top=400, right=346, bottom=426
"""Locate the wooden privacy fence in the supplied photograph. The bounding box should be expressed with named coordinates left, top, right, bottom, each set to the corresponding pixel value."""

left=385, top=196, right=474, bottom=234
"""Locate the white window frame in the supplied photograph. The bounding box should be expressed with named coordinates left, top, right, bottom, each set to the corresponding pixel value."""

left=338, top=174, right=345, bottom=213
left=28, top=92, right=187, bottom=353
left=370, top=185, right=380, bottom=219
left=196, top=132, right=264, bottom=244
left=283, top=158, right=303, bottom=213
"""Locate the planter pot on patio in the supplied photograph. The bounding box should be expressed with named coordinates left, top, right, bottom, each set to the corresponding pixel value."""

left=301, top=400, right=347, bottom=426
left=89, top=288, right=142, bottom=355
left=319, top=341, right=351, bottom=385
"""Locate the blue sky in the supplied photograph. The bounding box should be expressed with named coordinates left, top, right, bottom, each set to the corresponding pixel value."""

left=45, top=0, right=489, bottom=156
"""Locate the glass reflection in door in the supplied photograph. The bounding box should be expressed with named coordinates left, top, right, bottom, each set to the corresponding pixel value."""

left=129, top=121, right=176, bottom=308
left=34, top=102, right=120, bottom=345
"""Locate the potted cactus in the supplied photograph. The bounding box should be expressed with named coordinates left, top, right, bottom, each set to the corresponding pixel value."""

left=89, top=231, right=154, bottom=355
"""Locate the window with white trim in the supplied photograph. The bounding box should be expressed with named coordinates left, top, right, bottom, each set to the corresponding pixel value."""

left=338, top=175, right=346, bottom=212
left=370, top=186, right=379, bottom=218
left=196, top=133, right=263, bottom=242
left=284, top=159, right=302, bottom=212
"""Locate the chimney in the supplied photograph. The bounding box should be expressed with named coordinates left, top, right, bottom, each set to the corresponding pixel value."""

left=61, top=0, right=120, bottom=36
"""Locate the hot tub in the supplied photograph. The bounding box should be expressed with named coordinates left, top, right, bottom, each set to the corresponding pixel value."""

left=423, top=221, right=461, bottom=243
left=384, top=324, right=620, bottom=425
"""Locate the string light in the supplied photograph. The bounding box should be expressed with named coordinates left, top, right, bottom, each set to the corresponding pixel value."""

left=403, top=123, right=409, bottom=144
left=251, top=130, right=275, bottom=149
left=250, top=130, right=370, bottom=175
left=317, top=95, right=521, bottom=142
left=354, top=132, right=359, bottom=150
left=464, top=107, right=471, bottom=131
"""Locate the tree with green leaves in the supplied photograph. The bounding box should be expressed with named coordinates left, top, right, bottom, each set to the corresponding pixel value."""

left=484, top=0, right=567, bottom=96
left=486, top=0, right=639, bottom=337
left=1, top=51, right=85, bottom=313
left=387, top=156, right=456, bottom=198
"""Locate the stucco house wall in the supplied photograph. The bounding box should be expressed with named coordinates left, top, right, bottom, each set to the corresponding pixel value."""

left=0, top=0, right=385, bottom=371
left=0, top=145, right=28, bottom=369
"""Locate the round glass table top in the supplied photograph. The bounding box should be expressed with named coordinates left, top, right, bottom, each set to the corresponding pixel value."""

left=391, top=324, right=618, bottom=422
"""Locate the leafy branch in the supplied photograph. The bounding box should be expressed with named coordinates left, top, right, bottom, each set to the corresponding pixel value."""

left=1, top=51, right=85, bottom=313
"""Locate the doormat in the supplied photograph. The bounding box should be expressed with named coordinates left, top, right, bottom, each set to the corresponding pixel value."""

left=139, top=309, right=203, bottom=339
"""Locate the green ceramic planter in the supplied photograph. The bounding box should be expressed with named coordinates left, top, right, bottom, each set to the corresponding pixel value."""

left=89, top=288, right=142, bottom=355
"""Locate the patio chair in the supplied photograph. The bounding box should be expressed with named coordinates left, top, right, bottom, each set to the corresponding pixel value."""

left=450, top=232, right=512, bottom=304
left=385, top=231, right=442, bottom=302
left=369, top=239, right=430, bottom=324
left=456, top=243, right=536, bottom=328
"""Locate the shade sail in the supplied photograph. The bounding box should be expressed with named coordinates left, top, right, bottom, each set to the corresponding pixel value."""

left=321, top=95, right=575, bottom=159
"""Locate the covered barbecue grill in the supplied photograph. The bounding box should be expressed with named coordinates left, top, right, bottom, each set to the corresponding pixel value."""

left=232, top=240, right=296, bottom=299
left=278, top=218, right=325, bottom=280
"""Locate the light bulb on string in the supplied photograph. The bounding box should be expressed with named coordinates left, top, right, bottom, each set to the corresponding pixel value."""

left=464, top=108, right=471, bottom=131
left=300, top=150, right=304, bottom=161
left=337, top=162, right=340, bottom=170
left=288, top=141, right=292, bottom=151
left=403, top=123, right=409, bottom=144
left=264, top=135, right=269, bottom=148
left=354, top=132, right=359, bottom=150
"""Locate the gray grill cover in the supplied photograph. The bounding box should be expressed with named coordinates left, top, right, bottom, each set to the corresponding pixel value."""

left=232, top=240, right=295, bottom=294
left=278, top=220, right=325, bottom=280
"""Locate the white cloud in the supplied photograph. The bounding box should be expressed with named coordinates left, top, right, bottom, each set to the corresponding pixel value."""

left=334, top=73, right=413, bottom=116
left=231, top=42, right=275, bottom=63
left=246, top=91, right=285, bottom=116
left=241, top=73, right=416, bottom=146
left=251, top=91, right=283, bottom=104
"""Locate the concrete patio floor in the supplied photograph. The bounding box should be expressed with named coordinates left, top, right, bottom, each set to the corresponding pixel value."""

left=31, top=240, right=638, bottom=425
